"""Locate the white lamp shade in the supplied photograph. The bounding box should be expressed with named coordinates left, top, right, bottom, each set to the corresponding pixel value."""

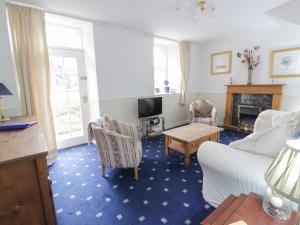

left=265, top=140, right=300, bottom=203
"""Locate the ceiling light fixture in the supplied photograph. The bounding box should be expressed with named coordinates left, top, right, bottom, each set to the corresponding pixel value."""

left=192, top=0, right=215, bottom=22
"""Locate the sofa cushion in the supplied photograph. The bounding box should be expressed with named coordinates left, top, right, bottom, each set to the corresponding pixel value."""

left=253, top=110, right=284, bottom=133
left=272, top=111, right=300, bottom=137
left=253, top=117, right=272, bottom=133
left=229, top=127, right=290, bottom=158
left=194, top=98, right=213, bottom=117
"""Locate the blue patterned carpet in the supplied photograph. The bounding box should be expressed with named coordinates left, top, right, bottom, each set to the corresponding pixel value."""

left=49, top=129, right=247, bottom=225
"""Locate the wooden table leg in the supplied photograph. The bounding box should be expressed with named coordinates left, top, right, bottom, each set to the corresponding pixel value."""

left=165, top=136, right=171, bottom=157
left=184, top=153, right=191, bottom=167
left=184, top=143, right=194, bottom=167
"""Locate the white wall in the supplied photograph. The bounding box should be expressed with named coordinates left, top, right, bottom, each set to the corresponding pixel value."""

left=0, top=0, right=21, bottom=116
left=196, top=21, right=300, bottom=124
left=94, top=25, right=154, bottom=100
left=93, top=24, right=202, bottom=127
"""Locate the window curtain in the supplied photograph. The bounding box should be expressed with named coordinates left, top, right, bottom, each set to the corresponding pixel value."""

left=7, top=3, right=57, bottom=164
left=179, top=42, right=190, bottom=105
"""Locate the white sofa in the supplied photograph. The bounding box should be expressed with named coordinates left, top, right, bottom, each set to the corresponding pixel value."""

left=197, top=110, right=300, bottom=207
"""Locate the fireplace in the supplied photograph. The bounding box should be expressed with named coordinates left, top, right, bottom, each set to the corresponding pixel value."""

left=231, top=93, right=273, bottom=132
left=224, top=84, right=285, bottom=132
left=238, top=104, right=263, bottom=132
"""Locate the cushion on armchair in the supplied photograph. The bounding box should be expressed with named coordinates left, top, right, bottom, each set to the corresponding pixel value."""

left=193, top=98, right=213, bottom=117
left=103, top=116, right=117, bottom=131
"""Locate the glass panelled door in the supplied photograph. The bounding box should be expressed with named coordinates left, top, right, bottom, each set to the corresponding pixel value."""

left=49, top=48, right=88, bottom=149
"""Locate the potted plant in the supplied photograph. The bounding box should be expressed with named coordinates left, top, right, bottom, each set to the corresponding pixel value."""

left=237, top=46, right=261, bottom=85
left=164, top=80, right=170, bottom=93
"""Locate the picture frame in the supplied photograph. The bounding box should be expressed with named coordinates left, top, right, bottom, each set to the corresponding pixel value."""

left=270, top=47, right=300, bottom=78
left=211, top=50, right=232, bottom=75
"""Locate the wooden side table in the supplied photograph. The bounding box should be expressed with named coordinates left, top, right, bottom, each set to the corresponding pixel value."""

left=201, top=193, right=297, bottom=225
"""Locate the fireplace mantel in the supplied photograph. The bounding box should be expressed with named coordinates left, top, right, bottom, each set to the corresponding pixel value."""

left=224, top=84, right=285, bottom=128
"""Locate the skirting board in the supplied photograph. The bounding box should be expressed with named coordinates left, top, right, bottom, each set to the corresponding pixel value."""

left=164, top=120, right=190, bottom=130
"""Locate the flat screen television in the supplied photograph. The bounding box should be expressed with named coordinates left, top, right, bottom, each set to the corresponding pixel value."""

left=138, top=97, right=162, bottom=118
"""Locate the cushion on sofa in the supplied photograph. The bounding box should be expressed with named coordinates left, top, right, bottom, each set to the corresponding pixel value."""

left=253, top=117, right=272, bottom=133
left=253, top=110, right=284, bottom=133
left=272, top=111, right=300, bottom=137
left=229, top=127, right=290, bottom=158
left=193, top=98, right=213, bottom=117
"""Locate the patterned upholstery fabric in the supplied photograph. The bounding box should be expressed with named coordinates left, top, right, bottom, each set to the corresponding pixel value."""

left=89, top=118, right=142, bottom=169
left=190, top=99, right=217, bottom=126
left=110, top=118, right=142, bottom=140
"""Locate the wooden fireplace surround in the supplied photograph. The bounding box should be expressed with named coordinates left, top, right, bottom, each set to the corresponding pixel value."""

left=224, top=84, right=285, bottom=128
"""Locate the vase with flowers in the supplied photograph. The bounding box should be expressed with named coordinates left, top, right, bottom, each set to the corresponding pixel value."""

left=237, top=46, right=261, bottom=85
left=164, top=80, right=170, bottom=93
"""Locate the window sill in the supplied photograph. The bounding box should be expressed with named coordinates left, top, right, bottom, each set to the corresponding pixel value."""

left=154, top=92, right=181, bottom=96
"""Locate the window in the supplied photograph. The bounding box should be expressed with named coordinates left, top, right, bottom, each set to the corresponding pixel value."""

left=46, top=23, right=83, bottom=49
left=153, top=38, right=181, bottom=94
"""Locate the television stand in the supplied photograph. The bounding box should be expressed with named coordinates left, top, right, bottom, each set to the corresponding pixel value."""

left=140, top=115, right=165, bottom=138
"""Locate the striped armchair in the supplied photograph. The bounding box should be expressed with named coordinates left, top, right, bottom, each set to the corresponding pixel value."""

left=88, top=118, right=142, bottom=180
left=190, top=100, right=218, bottom=126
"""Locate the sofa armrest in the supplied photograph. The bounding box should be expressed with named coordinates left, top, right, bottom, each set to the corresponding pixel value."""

left=198, top=141, right=273, bottom=176
left=210, top=106, right=217, bottom=125
left=197, top=141, right=273, bottom=206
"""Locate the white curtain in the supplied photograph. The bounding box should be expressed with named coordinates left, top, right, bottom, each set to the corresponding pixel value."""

left=7, top=3, right=57, bottom=164
left=179, top=42, right=190, bottom=105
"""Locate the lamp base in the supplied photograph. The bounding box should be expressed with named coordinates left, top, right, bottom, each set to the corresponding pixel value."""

left=0, top=117, right=10, bottom=122
left=263, top=186, right=293, bottom=221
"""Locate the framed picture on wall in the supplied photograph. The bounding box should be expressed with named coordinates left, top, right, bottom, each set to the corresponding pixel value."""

left=270, top=47, right=300, bottom=78
left=211, top=50, right=232, bottom=75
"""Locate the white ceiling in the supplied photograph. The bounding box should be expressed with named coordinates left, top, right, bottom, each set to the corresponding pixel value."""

left=14, top=0, right=291, bottom=42
left=269, top=0, right=300, bottom=26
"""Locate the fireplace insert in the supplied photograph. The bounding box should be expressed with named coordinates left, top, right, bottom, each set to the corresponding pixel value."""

left=238, top=104, right=263, bottom=132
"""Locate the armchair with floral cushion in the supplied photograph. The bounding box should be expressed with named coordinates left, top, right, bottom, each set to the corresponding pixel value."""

left=88, top=117, right=142, bottom=180
left=190, top=97, right=218, bottom=126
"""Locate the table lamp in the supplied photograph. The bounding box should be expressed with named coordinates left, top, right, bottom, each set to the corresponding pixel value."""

left=0, top=83, right=13, bottom=122
left=264, top=139, right=300, bottom=224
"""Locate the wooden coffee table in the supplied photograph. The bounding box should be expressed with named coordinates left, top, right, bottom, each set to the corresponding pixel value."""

left=163, top=123, right=223, bottom=167
left=201, top=193, right=297, bottom=225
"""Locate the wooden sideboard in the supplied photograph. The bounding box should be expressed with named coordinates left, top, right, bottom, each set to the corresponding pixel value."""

left=0, top=116, right=57, bottom=225
left=224, top=84, right=285, bottom=128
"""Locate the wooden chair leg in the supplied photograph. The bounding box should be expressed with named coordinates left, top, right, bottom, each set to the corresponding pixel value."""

left=133, top=167, right=139, bottom=180
left=101, top=166, right=106, bottom=177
